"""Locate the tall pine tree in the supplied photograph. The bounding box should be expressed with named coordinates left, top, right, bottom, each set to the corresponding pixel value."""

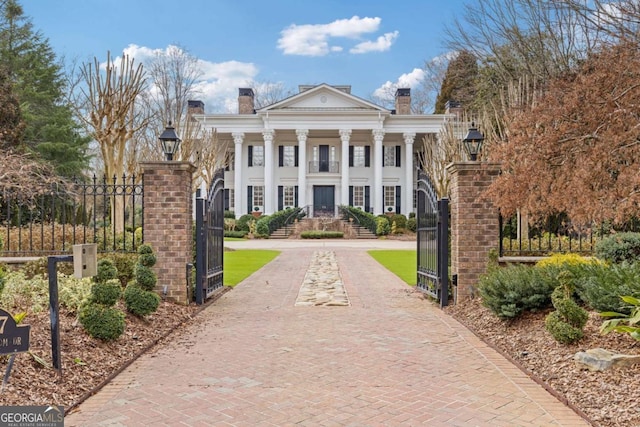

left=0, top=0, right=90, bottom=177
left=434, top=50, right=478, bottom=114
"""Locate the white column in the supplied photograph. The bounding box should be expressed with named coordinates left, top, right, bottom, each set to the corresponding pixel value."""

left=232, top=132, right=244, bottom=218
left=262, top=129, right=275, bottom=214
left=339, top=129, right=352, bottom=206
left=403, top=132, right=416, bottom=216
left=296, top=129, right=308, bottom=209
left=372, top=129, right=385, bottom=215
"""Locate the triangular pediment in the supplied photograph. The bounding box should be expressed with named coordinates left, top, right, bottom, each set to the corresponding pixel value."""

left=258, top=84, right=388, bottom=113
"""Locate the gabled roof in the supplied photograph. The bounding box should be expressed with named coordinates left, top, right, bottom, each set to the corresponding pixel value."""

left=257, top=83, right=389, bottom=113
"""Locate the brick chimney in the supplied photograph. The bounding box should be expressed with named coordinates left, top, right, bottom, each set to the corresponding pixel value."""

left=445, top=100, right=463, bottom=119
left=394, top=88, right=411, bottom=115
left=238, top=88, right=255, bottom=114
left=187, top=100, right=204, bottom=115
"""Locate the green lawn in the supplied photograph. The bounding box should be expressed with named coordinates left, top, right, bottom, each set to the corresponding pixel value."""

left=368, top=250, right=416, bottom=286
left=224, top=250, right=280, bottom=287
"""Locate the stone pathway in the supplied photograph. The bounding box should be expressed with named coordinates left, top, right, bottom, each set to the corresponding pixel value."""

left=65, top=245, right=590, bottom=426
left=295, top=251, right=350, bottom=307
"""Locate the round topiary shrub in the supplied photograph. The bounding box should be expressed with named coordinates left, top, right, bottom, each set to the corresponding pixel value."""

left=95, top=259, right=118, bottom=283
left=406, top=217, right=417, bottom=232
left=256, top=216, right=270, bottom=236
left=79, top=304, right=125, bottom=341
left=390, top=214, right=407, bottom=229
left=90, top=279, right=122, bottom=306
left=376, top=216, right=390, bottom=236
left=135, top=265, right=157, bottom=291
left=123, top=284, right=161, bottom=317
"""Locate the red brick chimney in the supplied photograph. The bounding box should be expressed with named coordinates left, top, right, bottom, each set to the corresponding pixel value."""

left=238, top=88, right=255, bottom=114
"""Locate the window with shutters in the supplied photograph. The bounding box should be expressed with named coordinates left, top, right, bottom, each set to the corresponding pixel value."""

left=253, top=186, right=264, bottom=206
left=282, top=146, right=295, bottom=167
left=353, top=186, right=364, bottom=207
left=353, top=146, right=365, bottom=167
left=252, top=146, right=264, bottom=166
left=384, top=186, right=396, bottom=207
left=283, top=186, right=295, bottom=207
left=383, top=146, right=396, bottom=166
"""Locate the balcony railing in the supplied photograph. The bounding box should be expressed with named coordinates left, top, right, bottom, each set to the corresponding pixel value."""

left=308, top=161, right=339, bottom=173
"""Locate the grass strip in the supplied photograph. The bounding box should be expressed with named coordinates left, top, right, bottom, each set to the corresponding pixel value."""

left=224, top=249, right=280, bottom=287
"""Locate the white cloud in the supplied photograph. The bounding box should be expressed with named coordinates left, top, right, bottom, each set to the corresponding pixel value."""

left=277, top=16, right=396, bottom=56
left=350, top=31, right=398, bottom=54
left=373, top=68, right=426, bottom=101
left=103, top=44, right=259, bottom=113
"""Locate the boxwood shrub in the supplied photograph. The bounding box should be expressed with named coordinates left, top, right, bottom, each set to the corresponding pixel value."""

left=300, top=231, right=344, bottom=239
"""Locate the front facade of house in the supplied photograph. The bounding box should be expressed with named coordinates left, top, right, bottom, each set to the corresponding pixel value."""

left=192, top=84, right=450, bottom=218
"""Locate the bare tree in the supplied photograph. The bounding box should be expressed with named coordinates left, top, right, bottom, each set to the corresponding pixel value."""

left=73, top=51, right=149, bottom=232
left=250, top=80, right=295, bottom=109
left=418, top=119, right=466, bottom=198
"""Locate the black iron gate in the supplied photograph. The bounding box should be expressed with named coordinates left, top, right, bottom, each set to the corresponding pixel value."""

left=416, top=170, right=449, bottom=307
left=195, top=169, right=225, bottom=304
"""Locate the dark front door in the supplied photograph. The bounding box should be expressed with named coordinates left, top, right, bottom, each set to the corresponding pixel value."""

left=313, top=185, right=334, bottom=216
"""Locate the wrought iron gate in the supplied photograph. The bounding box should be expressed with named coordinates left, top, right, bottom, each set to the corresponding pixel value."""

left=195, top=170, right=225, bottom=304
left=416, top=170, right=449, bottom=307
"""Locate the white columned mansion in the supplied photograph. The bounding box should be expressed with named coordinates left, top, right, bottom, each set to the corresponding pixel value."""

left=191, top=84, right=450, bottom=218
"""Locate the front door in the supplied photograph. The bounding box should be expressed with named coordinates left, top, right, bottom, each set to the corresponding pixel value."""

left=313, top=185, right=335, bottom=216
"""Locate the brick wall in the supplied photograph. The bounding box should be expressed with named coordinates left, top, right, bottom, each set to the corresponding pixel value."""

left=447, top=162, right=501, bottom=301
left=140, top=162, right=196, bottom=304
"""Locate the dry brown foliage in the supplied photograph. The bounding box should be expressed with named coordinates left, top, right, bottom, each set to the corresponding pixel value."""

left=0, top=151, right=61, bottom=197
left=487, top=41, right=640, bottom=225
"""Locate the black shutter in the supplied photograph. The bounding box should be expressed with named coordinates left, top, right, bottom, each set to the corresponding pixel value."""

left=224, top=189, right=230, bottom=211
left=396, top=145, right=401, bottom=167
left=364, top=145, right=370, bottom=167
left=349, top=186, right=354, bottom=206
left=294, top=146, right=299, bottom=167
left=349, top=146, right=354, bottom=167
left=382, top=186, right=385, bottom=213
left=278, top=186, right=283, bottom=211
left=364, top=186, right=370, bottom=213
left=278, top=146, right=284, bottom=167
left=248, top=146, right=253, bottom=167
left=395, top=186, right=401, bottom=214
left=294, top=185, right=299, bottom=206
left=247, top=185, right=253, bottom=213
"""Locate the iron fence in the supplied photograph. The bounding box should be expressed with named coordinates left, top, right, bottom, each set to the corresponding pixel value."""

left=1, top=175, right=143, bottom=256
left=498, top=213, right=640, bottom=257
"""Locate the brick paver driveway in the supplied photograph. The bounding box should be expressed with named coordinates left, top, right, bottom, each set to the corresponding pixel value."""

left=66, top=242, right=589, bottom=426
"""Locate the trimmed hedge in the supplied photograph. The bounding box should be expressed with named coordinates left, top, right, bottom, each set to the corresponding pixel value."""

left=225, top=230, right=248, bottom=238
left=300, top=231, right=344, bottom=239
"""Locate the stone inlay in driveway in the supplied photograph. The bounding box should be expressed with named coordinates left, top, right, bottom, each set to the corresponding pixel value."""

left=294, top=250, right=350, bottom=306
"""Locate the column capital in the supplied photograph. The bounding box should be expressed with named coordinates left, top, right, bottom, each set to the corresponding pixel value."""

left=372, top=129, right=385, bottom=141
left=403, top=132, right=416, bottom=144
left=295, top=129, right=309, bottom=141
left=232, top=132, right=244, bottom=145
left=339, top=129, right=352, bottom=140
left=262, top=129, right=275, bottom=143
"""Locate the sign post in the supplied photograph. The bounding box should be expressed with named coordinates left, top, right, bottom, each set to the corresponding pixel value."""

left=0, top=308, right=30, bottom=390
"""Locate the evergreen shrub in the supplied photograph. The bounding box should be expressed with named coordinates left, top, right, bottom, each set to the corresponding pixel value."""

left=478, top=264, right=556, bottom=319
left=545, top=277, right=588, bottom=344
left=595, top=232, right=640, bottom=263
left=300, top=231, right=343, bottom=239
left=79, top=304, right=125, bottom=341
left=89, top=279, right=121, bottom=306
left=574, top=262, right=640, bottom=313
left=124, top=283, right=160, bottom=317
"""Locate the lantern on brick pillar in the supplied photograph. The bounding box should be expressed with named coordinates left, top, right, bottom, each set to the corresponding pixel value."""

left=159, top=121, right=181, bottom=161
left=462, top=123, right=484, bottom=161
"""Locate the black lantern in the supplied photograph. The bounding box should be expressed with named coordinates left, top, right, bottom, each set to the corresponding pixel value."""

left=462, top=123, right=484, bottom=161
left=159, top=121, right=181, bottom=161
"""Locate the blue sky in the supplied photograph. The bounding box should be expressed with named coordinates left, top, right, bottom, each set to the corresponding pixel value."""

left=23, top=0, right=467, bottom=112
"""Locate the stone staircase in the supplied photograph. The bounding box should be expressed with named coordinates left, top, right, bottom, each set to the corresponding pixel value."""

left=270, top=224, right=295, bottom=239
left=269, top=218, right=378, bottom=239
